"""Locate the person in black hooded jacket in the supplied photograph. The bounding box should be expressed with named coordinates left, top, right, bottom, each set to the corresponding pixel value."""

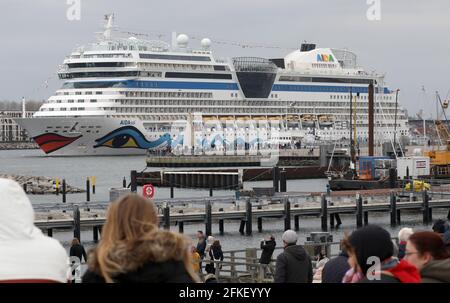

left=259, top=235, right=276, bottom=265
left=274, top=230, right=313, bottom=283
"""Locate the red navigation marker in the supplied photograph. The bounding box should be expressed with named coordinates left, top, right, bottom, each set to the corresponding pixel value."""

left=142, top=184, right=155, bottom=198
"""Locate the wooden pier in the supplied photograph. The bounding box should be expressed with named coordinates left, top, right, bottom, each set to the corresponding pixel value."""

left=34, top=190, right=450, bottom=242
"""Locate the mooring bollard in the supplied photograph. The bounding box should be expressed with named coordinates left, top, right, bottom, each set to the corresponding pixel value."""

left=62, top=179, right=66, bottom=203
left=73, top=205, right=81, bottom=241
left=390, top=191, right=397, bottom=227
left=86, top=178, right=90, bottom=202
left=321, top=194, right=328, bottom=232
left=122, top=177, right=126, bottom=188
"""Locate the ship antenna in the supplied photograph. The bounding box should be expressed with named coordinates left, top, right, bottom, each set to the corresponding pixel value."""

left=103, top=14, right=114, bottom=40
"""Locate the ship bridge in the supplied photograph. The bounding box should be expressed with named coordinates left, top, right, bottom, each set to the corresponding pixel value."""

left=232, top=57, right=277, bottom=98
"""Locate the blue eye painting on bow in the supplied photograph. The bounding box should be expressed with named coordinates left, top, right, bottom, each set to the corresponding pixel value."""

left=93, top=126, right=171, bottom=149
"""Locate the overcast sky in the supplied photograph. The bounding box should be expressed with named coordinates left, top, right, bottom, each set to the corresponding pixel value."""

left=1, top=0, right=449, bottom=118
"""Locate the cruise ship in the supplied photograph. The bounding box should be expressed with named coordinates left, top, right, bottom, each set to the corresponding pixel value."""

left=16, top=15, right=409, bottom=156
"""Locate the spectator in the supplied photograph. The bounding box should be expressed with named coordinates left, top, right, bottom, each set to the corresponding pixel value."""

left=444, top=230, right=450, bottom=255
left=259, top=235, right=276, bottom=265
left=204, top=263, right=218, bottom=283
left=196, top=231, right=206, bottom=259
left=313, top=257, right=329, bottom=283
left=405, top=231, right=450, bottom=283
left=398, top=228, right=414, bottom=260
left=191, top=245, right=201, bottom=273
left=322, top=249, right=350, bottom=283
left=208, top=240, right=224, bottom=274
left=274, top=230, right=313, bottom=283
left=69, top=237, right=87, bottom=283
left=342, top=225, right=421, bottom=283
left=82, top=194, right=200, bottom=283
left=0, top=178, right=68, bottom=283
left=432, top=219, right=449, bottom=234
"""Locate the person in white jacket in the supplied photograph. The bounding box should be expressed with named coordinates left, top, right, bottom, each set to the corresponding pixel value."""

left=0, top=178, right=69, bottom=282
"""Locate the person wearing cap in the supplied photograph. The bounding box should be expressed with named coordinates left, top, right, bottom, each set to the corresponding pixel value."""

left=342, top=225, right=421, bottom=283
left=274, top=230, right=313, bottom=283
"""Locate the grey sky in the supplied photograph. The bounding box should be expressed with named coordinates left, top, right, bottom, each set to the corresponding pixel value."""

left=1, top=0, right=449, bottom=118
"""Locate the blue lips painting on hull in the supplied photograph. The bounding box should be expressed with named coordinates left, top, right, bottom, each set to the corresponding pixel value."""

left=93, top=126, right=171, bottom=149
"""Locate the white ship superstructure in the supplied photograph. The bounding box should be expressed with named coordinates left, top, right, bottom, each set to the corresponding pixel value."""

left=16, top=15, right=409, bottom=156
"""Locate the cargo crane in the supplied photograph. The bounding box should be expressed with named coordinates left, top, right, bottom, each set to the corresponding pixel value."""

left=424, top=91, right=450, bottom=177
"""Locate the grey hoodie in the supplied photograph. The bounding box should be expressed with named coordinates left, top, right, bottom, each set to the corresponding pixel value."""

left=274, top=244, right=313, bottom=283
left=420, top=258, right=450, bottom=283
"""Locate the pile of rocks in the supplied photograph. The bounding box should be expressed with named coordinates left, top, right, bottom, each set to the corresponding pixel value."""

left=0, top=174, right=85, bottom=194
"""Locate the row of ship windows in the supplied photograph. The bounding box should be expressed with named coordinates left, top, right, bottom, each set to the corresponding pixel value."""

left=124, top=91, right=213, bottom=98
left=70, top=53, right=133, bottom=59
left=112, top=99, right=399, bottom=109
left=56, top=91, right=103, bottom=96
left=46, top=100, right=98, bottom=104
left=137, top=63, right=218, bottom=71
left=111, top=107, right=401, bottom=115
left=330, top=94, right=393, bottom=100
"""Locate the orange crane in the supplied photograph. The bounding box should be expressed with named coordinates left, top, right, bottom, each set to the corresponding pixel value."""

left=423, top=92, right=450, bottom=172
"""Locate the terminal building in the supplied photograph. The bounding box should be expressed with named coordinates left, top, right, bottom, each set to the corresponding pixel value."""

left=0, top=110, right=35, bottom=142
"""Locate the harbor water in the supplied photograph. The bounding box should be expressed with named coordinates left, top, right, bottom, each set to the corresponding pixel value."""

left=0, top=149, right=446, bottom=253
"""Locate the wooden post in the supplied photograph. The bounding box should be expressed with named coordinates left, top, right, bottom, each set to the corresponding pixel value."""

left=280, top=169, right=287, bottom=192
left=230, top=252, right=237, bottom=280
left=321, top=194, right=328, bottom=232
left=170, top=174, right=174, bottom=199
left=86, top=178, right=90, bottom=202
left=205, top=201, right=212, bottom=237
left=245, top=200, right=252, bottom=236
left=284, top=199, right=291, bottom=231
left=390, top=192, right=397, bottom=227
left=272, top=166, right=279, bottom=192
left=239, top=220, right=246, bottom=235
left=91, top=176, right=96, bottom=194
left=396, top=209, right=401, bottom=225
left=257, top=216, right=263, bottom=233
left=294, top=215, right=300, bottom=231
left=422, top=190, right=429, bottom=224
left=209, top=174, right=213, bottom=197
left=330, top=213, right=335, bottom=229
left=163, top=206, right=170, bottom=230
left=62, top=179, right=66, bottom=203
left=73, top=205, right=81, bottom=241
left=363, top=200, right=369, bottom=226
left=93, top=226, right=99, bottom=243
left=356, top=194, right=363, bottom=228
left=219, top=219, right=224, bottom=235
left=130, top=170, right=137, bottom=193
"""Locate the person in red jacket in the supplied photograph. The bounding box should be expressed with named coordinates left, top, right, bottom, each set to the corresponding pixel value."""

left=342, top=225, right=421, bottom=283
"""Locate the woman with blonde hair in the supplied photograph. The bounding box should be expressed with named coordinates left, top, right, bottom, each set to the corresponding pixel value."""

left=82, top=194, right=200, bottom=283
